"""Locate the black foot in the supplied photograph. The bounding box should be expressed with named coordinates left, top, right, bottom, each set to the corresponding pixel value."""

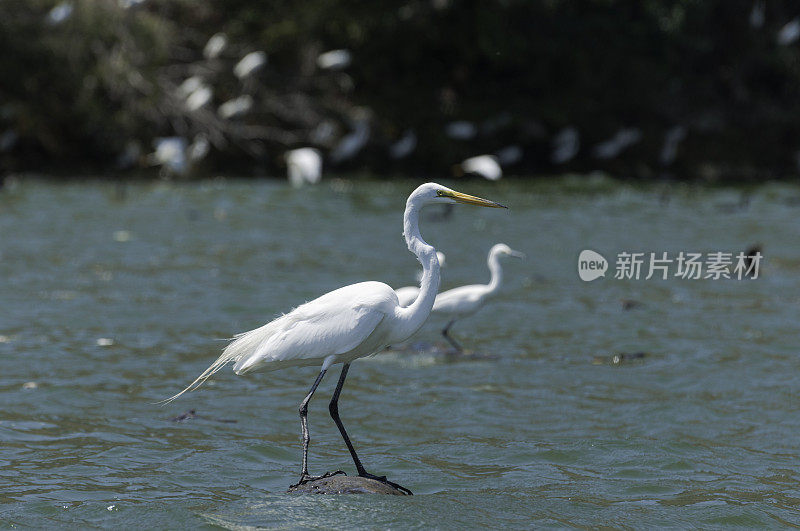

left=358, top=472, right=413, bottom=495
left=290, top=470, right=346, bottom=488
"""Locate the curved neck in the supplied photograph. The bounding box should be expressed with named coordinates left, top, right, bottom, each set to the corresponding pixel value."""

left=486, top=250, right=503, bottom=295
left=393, top=201, right=440, bottom=341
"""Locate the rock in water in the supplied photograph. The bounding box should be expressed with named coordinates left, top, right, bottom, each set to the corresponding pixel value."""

left=287, top=475, right=411, bottom=495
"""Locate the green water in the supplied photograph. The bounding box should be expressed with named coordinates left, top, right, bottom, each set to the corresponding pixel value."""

left=1, top=177, right=799, bottom=528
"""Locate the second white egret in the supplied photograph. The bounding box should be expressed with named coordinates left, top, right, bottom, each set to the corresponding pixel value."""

left=432, top=243, right=524, bottom=352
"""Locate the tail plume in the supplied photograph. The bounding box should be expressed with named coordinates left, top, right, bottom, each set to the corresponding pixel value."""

left=158, top=320, right=278, bottom=405
left=157, top=348, right=235, bottom=405
left=158, top=329, right=260, bottom=405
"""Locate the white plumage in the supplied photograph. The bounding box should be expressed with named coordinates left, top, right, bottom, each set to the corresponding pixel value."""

left=285, top=147, right=322, bottom=187
left=460, top=155, right=502, bottom=181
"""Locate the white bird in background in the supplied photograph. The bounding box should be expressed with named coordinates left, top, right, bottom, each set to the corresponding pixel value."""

left=459, top=155, right=502, bottom=181
left=777, top=19, right=800, bottom=46
left=234, top=51, right=267, bottom=79
left=150, top=137, right=188, bottom=175
left=316, top=49, right=352, bottom=70
left=203, top=33, right=227, bottom=60
left=184, top=86, right=213, bottom=111
left=148, top=136, right=209, bottom=176
left=176, top=76, right=205, bottom=99
left=329, top=112, right=370, bottom=164
left=176, top=77, right=213, bottom=112
left=592, top=128, right=642, bottom=159
left=163, top=182, right=506, bottom=493
left=445, top=121, right=478, bottom=140
left=285, top=148, right=323, bottom=187
left=218, top=95, right=253, bottom=120
left=395, top=251, right=446, bottom=307
left=389, top=129, right=417, bottom=159
left=187, top=134, right=210, bottom=163
left=432, top=243, right=524, bottom=352
left=46, top=1, right=73, bottom=25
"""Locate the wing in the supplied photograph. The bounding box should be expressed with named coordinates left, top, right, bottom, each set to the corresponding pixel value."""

left=432, top=284, right=485, bottom=314
left=231, top=282, right=390, bottom=373
left=161, top=281, right=392, bottom=404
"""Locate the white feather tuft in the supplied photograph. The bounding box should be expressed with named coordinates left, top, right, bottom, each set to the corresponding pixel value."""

left=158, top=320, right=282, bottom=405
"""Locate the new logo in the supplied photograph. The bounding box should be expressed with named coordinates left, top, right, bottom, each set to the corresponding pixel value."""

left=578, top=250, right=608, bottom=281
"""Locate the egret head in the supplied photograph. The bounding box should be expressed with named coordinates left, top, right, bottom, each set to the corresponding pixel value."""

left=491, top=243, right=525, bottom=259
left=409, top=182, right=506, bottom=209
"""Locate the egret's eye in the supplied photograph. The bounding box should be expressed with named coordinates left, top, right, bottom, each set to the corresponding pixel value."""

left=436, top=189, right=446, bottom=197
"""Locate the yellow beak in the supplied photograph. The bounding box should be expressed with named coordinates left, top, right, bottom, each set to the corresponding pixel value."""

left=441, top=190, right=507, bottom=209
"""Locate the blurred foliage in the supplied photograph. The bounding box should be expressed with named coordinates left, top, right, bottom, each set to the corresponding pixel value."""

left=1, top=0, right=800, bottom=180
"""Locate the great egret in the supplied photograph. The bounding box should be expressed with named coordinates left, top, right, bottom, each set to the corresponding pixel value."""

left=176, top=76, right=205, bottom=99
left=330, top=111, right=370, bottom=164
left=218, top=95, right=254, bottom=120
left=432, top=243, right=524, bottom=352
left=394, top=251, right=446, bottom=307
left=46, top=2, right=72, bottom=25
left=164, top=182, right=505, bottom=492
left=317, top=49, right=352, bottom=70
left=150, top=137, right=188, bottom=175
left=204, top=33, right=228, bottom=60
left=285, top=148, right=322, bottom=187
left=185, top=86, right=213, bottom=112
left=187, top=135, right=210, bottom=163
left=778, top=19, right=800, bottom=46
left=234, top=51, right=267, bottom=79
left=459, top=155, right=502, bottom=181
left=389, top=130, right=417, bottom=160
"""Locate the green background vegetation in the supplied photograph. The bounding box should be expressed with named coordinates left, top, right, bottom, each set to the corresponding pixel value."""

left=2, top=0, right=800, bottom=180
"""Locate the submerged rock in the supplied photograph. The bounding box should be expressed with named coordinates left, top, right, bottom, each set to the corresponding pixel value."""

left=287, top=474, right=411, bottom=495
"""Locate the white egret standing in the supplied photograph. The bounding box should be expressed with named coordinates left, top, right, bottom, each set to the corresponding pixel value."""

left=395, top=251, right=446, bottom=307
left=164, top=183, right=506, bottom=493
left=432, top=243, right=524, bottom=352
left=284, top=148, right=322, bottom=187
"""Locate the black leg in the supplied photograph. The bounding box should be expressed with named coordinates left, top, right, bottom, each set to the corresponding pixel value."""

left=328, top=364, right=367, bottom=475
left=442, top=320, right=463, bottom=352
left=328, top=363, right=413, bottom=495
left=295, top=368, right=343, bottom=484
